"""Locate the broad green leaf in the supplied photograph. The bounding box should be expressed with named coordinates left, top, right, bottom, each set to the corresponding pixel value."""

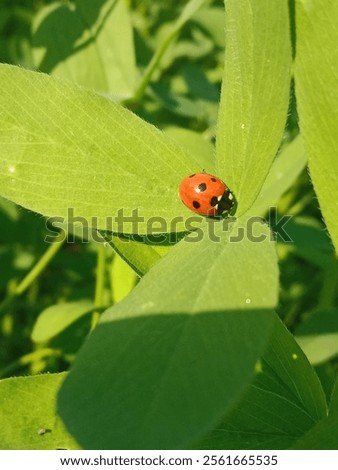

left=216, top=0, right=291, bottom=215
left=194, top=315, right=327, bottom=449
left=295, top=309, right=338, bottom=366
left=0, top=64, right=201, bottom=234
left=0, top=373, right=79, bottom=450
left=31, top=300, right=94, bottom=343
left=110, top=253, right=137, bottom=303
left=58, top=216, right=278, bottom=449
left=295, top=0, right=338, bottom=254
left=248, top=136, right=307, bottom=216
left=33, top=0, right=137, bottom=99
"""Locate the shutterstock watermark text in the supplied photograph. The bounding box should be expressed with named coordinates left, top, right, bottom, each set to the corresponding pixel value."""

left=44, top=207, right=293, bottom=244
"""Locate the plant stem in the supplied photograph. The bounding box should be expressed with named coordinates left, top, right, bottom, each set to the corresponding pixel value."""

left=129, top=0, right=207, bottom=105
left=16, top=232, right=65, bottom=295
left=0, top=232, right=65, bottom=316
left=131, top=27, right=179, bottom=104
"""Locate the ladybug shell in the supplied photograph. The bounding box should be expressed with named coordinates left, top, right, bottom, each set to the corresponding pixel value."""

left=179, top=173, right=227, bottom=216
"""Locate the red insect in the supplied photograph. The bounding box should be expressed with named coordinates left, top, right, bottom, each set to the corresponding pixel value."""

left=179, top=172, right=234, bottom=217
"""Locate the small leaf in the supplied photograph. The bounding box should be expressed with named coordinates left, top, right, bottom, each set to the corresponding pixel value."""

left=295, top=0, right=338, bottom=253
left=216, top=0, right=291, bottom=215
left=58, top=217, right=278, bottom=449
left=192, top=5, right=225, bottom=48
left=31, top=300, right=94, bottom=343
left=151, top=83, right=206, bottom=119
left=295, top=309, right=338, bottom=366
left=103, top=232, right=182, bottom=277
left=0, top=373, right=79, bottom=450
left=110, top=254, right=137, bottom=303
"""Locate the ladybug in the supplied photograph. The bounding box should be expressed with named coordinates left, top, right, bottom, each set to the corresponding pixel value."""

left=179, top=172, right=234, bottom=217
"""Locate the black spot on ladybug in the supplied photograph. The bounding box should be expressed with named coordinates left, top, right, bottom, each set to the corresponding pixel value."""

left=189, top=174, right=196, bottom=178
left=193, top=200, right=200, bottom=209
left=211, top=177, right=217, bottom=182
left=210, top=196, right=218, bottom=207
left=197, top=183, right=207, bottom=192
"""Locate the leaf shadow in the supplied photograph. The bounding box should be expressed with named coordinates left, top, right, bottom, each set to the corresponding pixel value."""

left=34, top=0, right=119, bottom=73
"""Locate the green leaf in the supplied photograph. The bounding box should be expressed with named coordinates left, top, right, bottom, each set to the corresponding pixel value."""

left=194, top=315, right=327, bottom=449
left=31, top=300, right=94, bottom=343
left=58, top=216, right=278, bottom=449
left=0, top=64, right=200, bottom=234
left=216, top=0, right=291, bottom=215
left=33, top=0, right=137, bottom=99
left=295, top=0, right=338, bottom=254
left=0, top=373, right=79, bottom=450
left=248, top=136, right=307, bottom=216
left=110, top=253, right=137, bottom=303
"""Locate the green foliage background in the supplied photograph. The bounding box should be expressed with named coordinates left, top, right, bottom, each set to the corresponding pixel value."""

left=0, top=0, right=337, bottom=450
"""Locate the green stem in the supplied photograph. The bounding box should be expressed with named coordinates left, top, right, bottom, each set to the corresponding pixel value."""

left=130, top=28, right=179, bottom=104
left=16, top=232, right=65, bottom=295
left=0, top=232, right=65, bottom=316
left=91, top=243, right=107, bottom=329
left=128, top=0, right=207, bottom=105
